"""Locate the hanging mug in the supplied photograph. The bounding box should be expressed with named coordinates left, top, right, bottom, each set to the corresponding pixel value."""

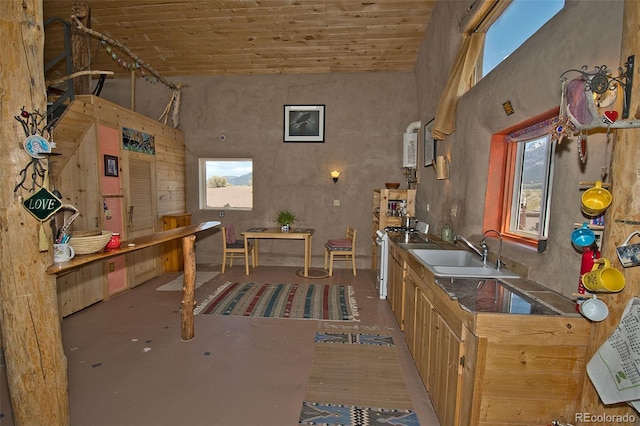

left=616, top=231, right=640, bottom=268
left=581, top=258, right=625, bottom=293
left=579, top=295, right=609, bottom=322
left=581, top=181, right=612, bottom=217
left=571, top=223, right=595, bottom=247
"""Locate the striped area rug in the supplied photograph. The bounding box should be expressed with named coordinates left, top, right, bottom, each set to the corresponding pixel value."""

left=299, top=331, right=419, bottom=425
left=194, top=282, right=358, bottom=321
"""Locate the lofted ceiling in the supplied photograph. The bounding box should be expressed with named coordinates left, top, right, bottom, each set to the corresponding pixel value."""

left=43, top=0, right=436, bottom=81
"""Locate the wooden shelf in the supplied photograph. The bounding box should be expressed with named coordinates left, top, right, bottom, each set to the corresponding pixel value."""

left=47, top=221, right=219, bottom=275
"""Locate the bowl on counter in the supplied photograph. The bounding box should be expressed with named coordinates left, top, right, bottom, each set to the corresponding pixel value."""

left=385, top=182, right=400, bottom=189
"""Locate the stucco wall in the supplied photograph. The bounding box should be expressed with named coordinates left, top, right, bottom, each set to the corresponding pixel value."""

left=101, top=0, right=625, bottom=297
left=102, top=72, right=419, bottom=268
left=414, top=0, right=624, bottom=296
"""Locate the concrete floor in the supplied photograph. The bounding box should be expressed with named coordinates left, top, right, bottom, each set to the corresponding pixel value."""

left=0, top=265, right=439, bottom=425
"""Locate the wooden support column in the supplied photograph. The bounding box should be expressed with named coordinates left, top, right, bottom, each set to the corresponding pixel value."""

left=580, top=0, right=640, bottom=420
left=180, top=234, right=196, bottom=341
left=0, top=1, right=70, bottom=424
left=71, top=1, right=92, bottom=95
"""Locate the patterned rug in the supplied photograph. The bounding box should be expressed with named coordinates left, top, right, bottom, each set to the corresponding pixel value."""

left=299, top=402, right=419, bottom=426
left=194, top=282, right=358, bottom=321
left=299, top=331, right=419, bottom=425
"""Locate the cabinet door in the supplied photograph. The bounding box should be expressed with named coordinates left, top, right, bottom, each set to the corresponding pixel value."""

left=56, top=262, right=104, bottom=317
left=403, top=270, right=418, bottom=356
left=431, top=311, right=463, bottom=426
left=414, top=288, right=434, bottom=389
left=123, top=152, right=159, bottom=287
left=387, top=247, right=404, bottom=328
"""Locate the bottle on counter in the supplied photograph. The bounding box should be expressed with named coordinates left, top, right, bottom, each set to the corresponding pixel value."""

left=441, top=225, right=453, bottom=242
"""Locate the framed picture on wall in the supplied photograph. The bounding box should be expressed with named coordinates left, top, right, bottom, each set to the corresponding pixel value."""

left=284, top=105, right=325, bottom=142
left=424, top=118, right=436, bottom=167
left=104, top=155, right=119, bottom=177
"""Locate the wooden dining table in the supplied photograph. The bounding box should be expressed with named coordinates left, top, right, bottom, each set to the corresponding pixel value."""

left=241, top=227, right=314, bottom=277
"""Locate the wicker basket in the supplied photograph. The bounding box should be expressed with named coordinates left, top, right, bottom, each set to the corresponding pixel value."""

left=70, top=230, right=113, bottom=255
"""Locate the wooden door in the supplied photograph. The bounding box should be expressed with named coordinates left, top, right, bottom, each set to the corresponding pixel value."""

left=123, top=152, right=159, bottom=287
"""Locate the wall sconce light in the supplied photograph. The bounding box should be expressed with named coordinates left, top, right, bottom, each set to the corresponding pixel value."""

left=331, top=170, right=340, bottom=184
left=433, top=156, right=450, bottom=180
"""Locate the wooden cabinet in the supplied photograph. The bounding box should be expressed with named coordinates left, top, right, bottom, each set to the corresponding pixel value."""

left=52, top=96, right=187, bottom=315
left=162, top=213, right=192, bottom=272
left=371, top=188, right=415, bottom=267
left=404, top=263, right=464, bottom=425
left=387, top=243, right=405, bottom=328
left=388, top=242, right=591, bottom=425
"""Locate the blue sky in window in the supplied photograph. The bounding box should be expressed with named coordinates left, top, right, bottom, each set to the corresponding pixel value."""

left=483, top=0, right=564, bottom=76
left=206, top=160, right=252, bottom=179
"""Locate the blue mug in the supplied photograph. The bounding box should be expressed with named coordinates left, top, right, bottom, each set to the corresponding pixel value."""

left=571, top=223, right=595, bottom=247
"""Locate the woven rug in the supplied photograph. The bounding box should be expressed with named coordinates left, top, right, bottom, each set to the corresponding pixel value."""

left=194, top=282, right=358, bottom=321
left=299, top=331, right=418, bottom=425
left=155, top=271, right=219, bottom=291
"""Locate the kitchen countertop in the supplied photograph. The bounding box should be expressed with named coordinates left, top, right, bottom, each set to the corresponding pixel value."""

left=388, top=231, right=580, bottom=317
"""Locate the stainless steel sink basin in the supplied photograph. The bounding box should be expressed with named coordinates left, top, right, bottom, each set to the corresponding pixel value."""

left=408, top=249, right=520, bottom=279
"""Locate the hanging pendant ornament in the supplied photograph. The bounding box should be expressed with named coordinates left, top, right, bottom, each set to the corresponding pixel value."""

left=550, top=115, right=574, bottom=143
left=577, top=133, right=587, bottom=163
left=602, top=110, right=618, bottom=126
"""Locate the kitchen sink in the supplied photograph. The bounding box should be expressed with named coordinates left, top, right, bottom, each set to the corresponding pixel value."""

left=408, top=249, right=520, bottom=279
left=398, top=242, right=441, bottom=250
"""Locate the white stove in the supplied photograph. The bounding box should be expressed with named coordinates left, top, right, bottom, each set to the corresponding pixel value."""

left=375, top=229, right=389, bottom=299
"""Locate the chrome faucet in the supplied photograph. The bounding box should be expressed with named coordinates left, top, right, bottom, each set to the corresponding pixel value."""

left=453, top=234, right=489, bottom=265
left=480, top=229, right=503, bottom=270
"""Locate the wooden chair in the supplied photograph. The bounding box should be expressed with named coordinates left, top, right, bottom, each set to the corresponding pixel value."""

left=324, top=227, right=357, bottom=276
left=221, top=225, right=255, bottom=273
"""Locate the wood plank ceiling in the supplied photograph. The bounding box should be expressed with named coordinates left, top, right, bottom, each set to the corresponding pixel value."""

left=43, top=1, right=435, bottom=79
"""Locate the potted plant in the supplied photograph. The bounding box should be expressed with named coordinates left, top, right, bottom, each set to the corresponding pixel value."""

left=275, top=209, right=297, bottom=232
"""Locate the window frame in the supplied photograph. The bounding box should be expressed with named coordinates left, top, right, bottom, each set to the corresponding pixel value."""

left=198, top=158, right=253, bottom=211
left=503, top=134, right=555, bottom=241
left=465, top=0, right=565, bottom=82
left=483, top=109, right=558, bottom=250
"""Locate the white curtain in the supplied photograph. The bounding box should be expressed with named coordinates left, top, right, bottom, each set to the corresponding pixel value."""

left=432, top=32, right=485, bottom=141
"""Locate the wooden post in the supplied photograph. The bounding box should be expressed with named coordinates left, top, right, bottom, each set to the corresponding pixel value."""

left=71, top=1, right=92, bottom=95
left=0, top=1, right=70, bottom=424
left=181, top=235, right=196, bottom=341
left=580, top=0, right=640, bottom=420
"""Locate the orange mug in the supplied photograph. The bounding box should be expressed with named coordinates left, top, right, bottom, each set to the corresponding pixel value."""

left=581, top=258, right=625, bottom=293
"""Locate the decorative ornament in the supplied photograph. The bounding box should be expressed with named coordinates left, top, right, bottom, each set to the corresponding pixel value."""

left=577, top=133, right=587, bottom=163
left=602, top=110, right=619, bottom=126
left=13, top=108, right=58, bottom=194
left=550, top=115, right=574, bottom=144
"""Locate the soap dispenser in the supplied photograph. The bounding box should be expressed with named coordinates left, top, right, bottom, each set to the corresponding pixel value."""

left=441, top=225, right=452, bottom=242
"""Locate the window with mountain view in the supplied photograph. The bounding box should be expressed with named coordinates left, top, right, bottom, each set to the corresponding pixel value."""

left=199, top=159, right=253, bottom=210
left=505, top=134, right=555, bottom=239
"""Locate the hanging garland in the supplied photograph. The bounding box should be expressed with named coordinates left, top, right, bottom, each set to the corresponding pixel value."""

left=71, top=15, right=185, bottom=91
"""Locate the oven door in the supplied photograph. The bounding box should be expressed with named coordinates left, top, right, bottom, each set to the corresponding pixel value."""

left=375, top=230, right=388, bottom=299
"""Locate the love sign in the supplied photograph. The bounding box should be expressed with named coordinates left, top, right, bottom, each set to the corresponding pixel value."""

left=22, top=187, right=62, bottom=221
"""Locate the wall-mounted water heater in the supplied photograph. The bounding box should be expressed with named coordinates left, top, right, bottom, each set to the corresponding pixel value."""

left=402, top=132, right=418, bottom=168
